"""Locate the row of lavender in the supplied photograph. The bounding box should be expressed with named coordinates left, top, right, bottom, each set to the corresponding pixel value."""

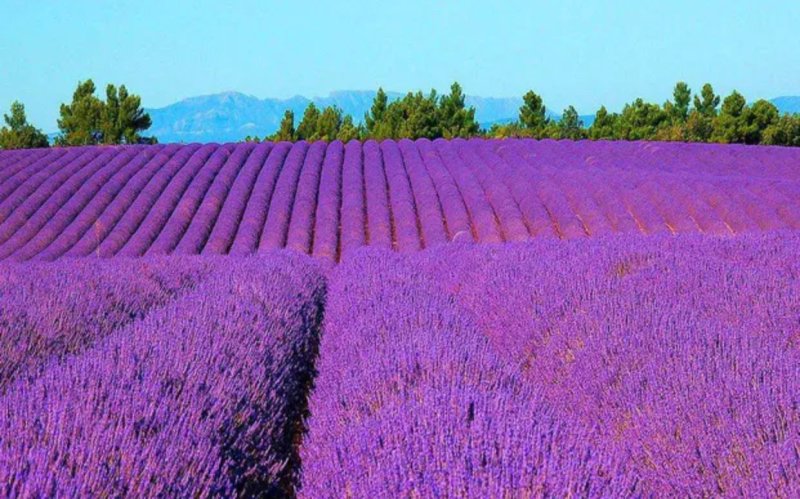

left=301, top=233, right=800, bottom=497
left=0, top=139, right=799, bottom=261
left=0, top=254, right=326, bottom=497
left=1, top=235, right=799, bottom=495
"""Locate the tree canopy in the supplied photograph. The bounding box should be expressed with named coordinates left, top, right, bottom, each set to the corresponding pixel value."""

left=0, top=101, right=49, bottom=150
left=56, top=79, right=153, bottom=146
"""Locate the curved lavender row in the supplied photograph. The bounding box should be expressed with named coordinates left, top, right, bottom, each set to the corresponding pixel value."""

left=483, top=140, right=556, bottom=237
left=39, top=145, right=182, bottom=261
left=300, top=248, right=638, bottom=497
left=0, top=148, right=54, bottom=189
left=362, top=140, right=393, bottom=248
left=558, top=167, right=617, bottom=236
left=415, top=233, right=800, bottom=496
left=259, top=141, right=313, bottom=251
left=338, top=140, right=366, bottom=257
left=0, top=147, right=96, bottom=242
left=499, top=140, right=586, bottom=238
left=203, top=142, right=273, bottom=255
left=616, top=174, right=671, bottom=235
left=692, top=178, right=758, bottom=234
left=746, top=180, right=800, bottom=229
left=462, top=138, right=529, bottom=241
left=0, top=253, right=326, bottom=497
left=229, top=142, right=291, bottom=255
left=311, top=140, right=344, bottom=260
left=0, top=149, right=25, bottom=178
left=85, top=144, right=203, bottom=257
left=527, top=140, right=612, bottom=237
left=8, top=146, right=152, bottom=261
left=645, top=174, right=719, bottom=233
left=716, top=178, right=789, bottom=231
left=286, top=141, right=327, bottom=254
left=380, top=140, right=421, bottom=252
left=397, top=139, right=448, bottom=247
left=577, top=168, right=641, bottom=234
left=0, top=256, right=213, bottom=390
left=417, top=139, right=473, bottom=242
left=146, top=145, right=235, bottom=255
left=173, top=143, right=256, bottom=255
left=0, top=147, right=124, bottom=254
left=116, top=144, right=217, bottom=257
left=0, top=140, right=798, bottom=259
left=435, top=139, right=503, bottom=243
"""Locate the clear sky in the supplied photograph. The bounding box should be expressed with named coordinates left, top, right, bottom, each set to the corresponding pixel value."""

left=2, top=0, right=798, bottom=131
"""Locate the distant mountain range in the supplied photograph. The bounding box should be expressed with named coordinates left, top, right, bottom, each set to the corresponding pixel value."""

left=771, top=96, right=800, bottom=115
left=144, top=91, right=799, bottom=144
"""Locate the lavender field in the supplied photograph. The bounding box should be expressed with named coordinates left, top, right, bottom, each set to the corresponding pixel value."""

left=0, top=139, right=799, bottom=261
left=0, top=139, right=799, bottom=496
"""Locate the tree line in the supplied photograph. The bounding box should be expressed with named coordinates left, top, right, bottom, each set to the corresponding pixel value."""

left=246, top=81, right=800, bottom=147
left=0, top=79, right=154, bottom=150
left=2, top=80, right=800, bottom=150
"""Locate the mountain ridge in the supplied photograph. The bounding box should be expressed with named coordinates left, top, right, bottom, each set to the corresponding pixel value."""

left=143, top=91, right=798, bottom=144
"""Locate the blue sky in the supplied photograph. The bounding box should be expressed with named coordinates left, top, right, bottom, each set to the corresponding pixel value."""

left=1, top=0, right=798, bottom=131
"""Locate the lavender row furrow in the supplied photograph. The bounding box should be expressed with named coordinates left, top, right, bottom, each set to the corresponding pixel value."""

left=286, top=141, right=326, bottom=254
left=40, top=144, right=182, bottom=260
left=311, top=140, right=344, bottom=260
left=259, top=141, right=313, bottom=251
left=0, top=254, right=326, bottom=497
left=87, top=144, right=203, bottom=257
left=173, top=143, right=255, bottom=254
left=116, top=144, right=218, bottom=257
left=228, top=142, right=290, bottom=255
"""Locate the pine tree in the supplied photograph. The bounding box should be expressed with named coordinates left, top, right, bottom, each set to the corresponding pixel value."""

left=693, top=83, right=721, bottom=117
left=438, top=82, right=479, bottom=138
left=588, top=106, right=617, bottom=139
left=365, top=88, right=388, bottom=137
left=57, top=79, right=152, bottom=145
left=296, top=103, right=321, bottom=140
left=271, top=110, right=296, bottom=141
left=336, top=115, right=361, bottom=141
left=558, top=105, right=584, bottom=140
left=0, top=101, right=49, bottom=149
left=519, top=91, right=549, bottom=134
left=316, top=106, right=343, bottom=141
left=671, top=82, right=691, bottom=121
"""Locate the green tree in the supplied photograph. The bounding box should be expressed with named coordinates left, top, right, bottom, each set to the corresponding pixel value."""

left=270, top=110, right=296, bottom=141
left=398, top=90, right=440, bottom=139
left=57, top=79, right=152, bottom=145
left=0, top=101, right=49, bottom=149
left=295, top=103, right=321, bottom=140
left=763, top=115, right=800, bottom=146
left=437, top=82, right=479, bottom=138
left=336, top=115, right=361, bottom=141
left=365, top=88, right=389, bottom=137
left=557, top=105, right=584, bottom=140
left=684, top=110, right=714, bottom=142
left=711, top=90, right=747, bottom=143
left=316, top=106, right=343, bottom=141
left=693, top=83, right=721, bottom=117
left=57, top=80, right=104, bottom=145
left=102, top=84, right=152, bottom=144
left=671, top=81, right=691, bottom=121
left=588, top=106, right=618, bottom=140
left=741, top=99, right=780, bottom=144
left=615, top=98, right=669, bottom=140
left=518, top=90, right=549, bottom=133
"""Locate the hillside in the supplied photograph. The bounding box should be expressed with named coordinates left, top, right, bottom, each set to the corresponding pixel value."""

left=3, top=138, right=800, bottom=495
left=0, top=139, right=798, bottom=262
